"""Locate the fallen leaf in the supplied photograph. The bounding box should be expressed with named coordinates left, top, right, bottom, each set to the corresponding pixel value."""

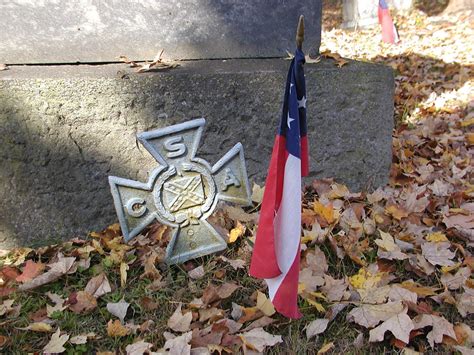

left=306, top=319, right=329, bottom=339
left=421, top=242, right=456, bottom=266
left=0, top=300, right=15, bottom=316
left=219, top=256, right=246, bottom=270
left=239, top=327, right=282, bottom=352
left=347, top=301, right=405, bottom=328
left=125, top=340, right=154, bottom=355
left=106, top=299, right=130, bottom=323
left=43, top=328, right=69, bottom=353
left=163, top=331, right=192, bottom=354
left=120, top=262, right=129, bottom=288
left=107, top=319, right=129, bottom=337
left=19, top=256, right=76, bottom=291
left=188, top=265, right=205, bottom=280
left=228, top=221, right=246, bottom=243
left=256, top=291, right=275, bottom=316
left=413, top=314, right=457, bottom=348
left=252, top=184, right=264, bottom=204
left=369, top=308, right=414, bottom=344
left=168, top=303, right=192, bottom=332
left=69, top=291, right=97, bottom=314
left=69, top=332, right=95, bottom=345
left=15, top=260, right=45, bottom=283
left=22, top=322, right=53, bottom=332
left=441, top=267, right=470, bottom=290
left=84, top=273, right=112, bottom=298
left=375, top=231, right=408, bottom=260
left=318, top=342, right=335, bottom=354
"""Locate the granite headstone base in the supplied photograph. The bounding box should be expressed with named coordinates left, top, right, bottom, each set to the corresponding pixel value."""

left=0, top=58, right=394, bottom=248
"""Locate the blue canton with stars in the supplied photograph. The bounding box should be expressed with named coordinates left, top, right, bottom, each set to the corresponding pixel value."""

left=278, top=48, right=307, bottom=159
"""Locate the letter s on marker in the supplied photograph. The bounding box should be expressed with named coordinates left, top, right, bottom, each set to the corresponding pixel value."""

left=164, top=136, right=186, bottom=158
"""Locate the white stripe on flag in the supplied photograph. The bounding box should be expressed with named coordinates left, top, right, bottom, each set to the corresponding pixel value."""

left=266, top=154, right=301, bottom=300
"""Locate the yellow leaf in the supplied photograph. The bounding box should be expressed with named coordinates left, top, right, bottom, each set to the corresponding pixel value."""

left=306, top=299, right=326, bottom=313
left=228, top=222, right=246, bottom=243
left=425, top=232, right=448, bottom=243
left=349, top=268, right=383, bottom=290
left=400, top=281, right=438, bottom=297
left=460, top=117, right=474, bottom=127
left=107, top=319, right=129, bottom=337
left=91, top=239, right=105, bottom=255
left=256, top=291, right=275, bottom=316
left=120, top=262, right=129, bottom=288
left=309, top=292, right=327, bottom=300
left=441, top=263, right=461, bottom=274
left=298, top=283, right=306, bottom=294
left=26, top=322, right=53, bottom=332
left=318, top=342, right=335, bottom=354
left=313, top=201, right=335, bottom=224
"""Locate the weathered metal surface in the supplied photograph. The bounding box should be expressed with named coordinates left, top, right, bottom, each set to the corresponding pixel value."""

left=108, top=118, right=251, bottom=264
left=0, top=0, right=322, bottom=64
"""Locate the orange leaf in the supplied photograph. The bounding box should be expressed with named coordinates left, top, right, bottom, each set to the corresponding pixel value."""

left=16, top=260, right=45, bottom=283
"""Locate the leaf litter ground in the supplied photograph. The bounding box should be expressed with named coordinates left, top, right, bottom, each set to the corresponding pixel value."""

left=0, top=8, right=473, bottom=355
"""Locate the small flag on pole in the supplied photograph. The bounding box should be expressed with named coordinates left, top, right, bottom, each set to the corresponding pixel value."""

left=249, top=46, right=308, bottom=319
left=378, top=0, right=400, bottom=44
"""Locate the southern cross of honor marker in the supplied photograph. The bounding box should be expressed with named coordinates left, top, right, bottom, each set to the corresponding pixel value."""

left=109, top=118, right=251, bottom=264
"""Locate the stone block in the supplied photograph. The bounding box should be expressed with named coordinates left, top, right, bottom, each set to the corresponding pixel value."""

left=0, top=58, right=394, bottom=247
left=0, top=0, right=322, bottom=64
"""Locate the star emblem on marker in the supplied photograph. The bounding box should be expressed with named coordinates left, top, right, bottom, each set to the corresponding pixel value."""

left=108, top=118, right=252, bottom=264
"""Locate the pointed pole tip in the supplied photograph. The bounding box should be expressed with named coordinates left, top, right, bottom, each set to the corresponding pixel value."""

left=296, top=15, right=305, bottom=50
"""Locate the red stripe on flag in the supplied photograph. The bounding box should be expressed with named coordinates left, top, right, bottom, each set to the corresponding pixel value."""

left=271, top=249, right=303, bottom=319
left=301, top=135, right=309, bottom=177
left=249, top=135, right=287, bottom=279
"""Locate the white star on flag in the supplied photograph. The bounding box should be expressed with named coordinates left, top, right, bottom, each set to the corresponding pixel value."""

left=298, top=96, right=307, bottom=108
left=289, top=83, right=294, bottom=94
left=287, top=111, right=295, bottom=128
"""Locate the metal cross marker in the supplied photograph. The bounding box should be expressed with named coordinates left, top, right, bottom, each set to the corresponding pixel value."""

left=108, top=118, right=251, bottom=264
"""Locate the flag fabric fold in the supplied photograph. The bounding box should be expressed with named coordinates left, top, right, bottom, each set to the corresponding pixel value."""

left=249, top=48, right=308, bottom=319
left=378, top=0, right=400, bottom=44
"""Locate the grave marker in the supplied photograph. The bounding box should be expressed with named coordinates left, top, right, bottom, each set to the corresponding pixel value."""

left=109, top=118, right=251, bottom=264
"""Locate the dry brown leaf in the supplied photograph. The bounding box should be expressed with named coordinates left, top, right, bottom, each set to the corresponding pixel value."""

left=321, top=275, right=348, bottom=302
left=456, top=287, right=474, bottom=317
left=347, top=301, right=405, bottom=328
left=421, top=242, right=456, bottom=266
left=188, top=265, right=205, bottom=280
left=0, top=300, right=15, bottom=316
left=198, top=307, right=224, bottom=323
left=125, top=340, right=154, bottom=354
left=43, top=328, right=69, bottom=353
left=163, top=331, right=192, bottom=354
left=413, top=314, right=457, bottom=348
left=19, top=256, right=76, bottom=291
left=69, top=291, right=97, bottom=314
left=106, top=299, right=129, bottom=323
left=375, top=231, right=408, bottom=260
left=239, top=327, right=282, bottom=352
left=306, top=319, right=329, bottom=339
left=107, top=319, right=130, bottom=337
left=441, top=267, right=470, bottom=290
left=219, top=256, right=246, bottom=270
left=369, top=308, right=414, bottom=344
left=168, top=303, right=192, bottom=332
left=141, top=251, right=163, bottom=281
left=69, top=332, right=96, bottom=345
left=84, top=273, right=112, bottom=298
